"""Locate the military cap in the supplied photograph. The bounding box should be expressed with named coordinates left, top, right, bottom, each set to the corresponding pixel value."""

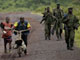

left=68, top=7, right=73, bottom=10
left=57, top=3, right=60, bottom=5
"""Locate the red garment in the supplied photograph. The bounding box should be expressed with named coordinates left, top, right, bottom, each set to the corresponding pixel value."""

left=2, top=22, right=12, bottom=38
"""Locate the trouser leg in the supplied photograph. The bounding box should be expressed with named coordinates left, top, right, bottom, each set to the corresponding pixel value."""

left=52, top=25, right=56, bottom=35
left=56, top=28, right=60, bottom=40
left=22, top=35, right=28, bottom=54
left=48, top=25, right=51, bottom=40
left=9, top=42, right=11, bottom=52
left=45, top=30, right=48, bottom=40
left=65, top=30, right=70, bottom=49
left=60, top=28, right=62, bottom=38
left=22, top=35, right=28, bottom=47
left=45, top=24, right=48, bottom=40
left=70, top=30, right=75, bottom=48
left=70, top=39, right=74, bottom=48
left=4, top=39, right=7, bottom=53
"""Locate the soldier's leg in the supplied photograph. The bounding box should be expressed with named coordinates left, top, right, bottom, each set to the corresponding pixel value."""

left=45, top=32, right=48, bottom=40
left=58, top=27, right=61, bottom=39
left=48, top=25, right=51, bottom=40
left=60, top=24, right=63, bottom=39
left=65, top=30, right=70, bottom=49
left=45, top=31, right=47, bottom=40
left=70, top=30, right=75, bottom=50
left=45, top=24, right=48, bottom=40
left=52, top=24, right=56, bottom=35
left=56, top=28, right=60, bottom=40
left=60, top=28, right=62, bottom=38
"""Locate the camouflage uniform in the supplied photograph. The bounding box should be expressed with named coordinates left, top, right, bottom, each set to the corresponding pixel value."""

left=63, top=12, right=79, bottom=50
left=40, top=8, right=47, bottom=24
left=41, top=11, right=56, bottom=40
left=52, top=8, right=64, bottom=40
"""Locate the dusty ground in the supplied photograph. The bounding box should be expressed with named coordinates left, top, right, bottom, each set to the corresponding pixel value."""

left=0, top=12, right=80, bottom=60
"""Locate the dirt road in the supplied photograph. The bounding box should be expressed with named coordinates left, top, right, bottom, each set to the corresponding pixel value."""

left=0, top=12, right=80, bottom=60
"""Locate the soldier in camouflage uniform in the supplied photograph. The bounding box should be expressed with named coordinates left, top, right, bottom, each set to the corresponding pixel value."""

left=42, top=8, right=47, bottom=18
left=40, top=7, right=57, bottom=40
left=52, top=4, right=64, bottom=40
left=63, top=8, right=79, bottom=50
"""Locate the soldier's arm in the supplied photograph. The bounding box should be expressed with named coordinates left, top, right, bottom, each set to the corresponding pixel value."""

left=61, top=10, right=64, bottom=18
left=49, top=12, right=56, bottom=23
left=62, top=14, right=68, bottom=24
left=40, top=17, right=45, bottom=24
left=40, top=13, right=47, bottom=24
left=74, top=16, right=80, bottom=29
left=52, top=16, right=58, bottom=22
left=51, top=16, right=58, bottom=35
left=53, top=9, right=56, bottom=16
left=52, top=9, right=58, bottom=23
left=60, top=10, right=64, bottom=23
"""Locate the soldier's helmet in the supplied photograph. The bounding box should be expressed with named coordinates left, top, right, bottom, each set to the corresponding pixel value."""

left=57, top=3, right=60, bottom=9
left=46, top=7, right=50, bottom=12
left=68, top=7, right=73, bottom=10
left=46, top=7, right=50, bottom=10
left=57, top=3, right=60, bottom=6
left=68, top=7, right=73, bottom=14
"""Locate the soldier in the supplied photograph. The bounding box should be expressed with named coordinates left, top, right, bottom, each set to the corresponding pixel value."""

left=63, top=7, right=79, bottom=50
left=42, top=8, right=47, bottom=17
left=40, top=8, right=47, bottom=24
left=40, top=7, right=57, bottom=40
left=52, top=4, right=64, bottom=40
